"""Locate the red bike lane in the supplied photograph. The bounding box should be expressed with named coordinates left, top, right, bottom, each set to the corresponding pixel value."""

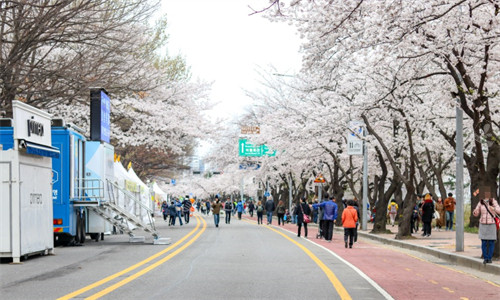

left=246, top=216, right=500, bottom=299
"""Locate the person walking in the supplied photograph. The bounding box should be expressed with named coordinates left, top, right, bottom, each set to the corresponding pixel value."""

left=206, top=200, right=211, bottom=216
left=317, top=200, right=325, bottom=239
left=232, top=200, right=237, bottom=216
left=276, top=200, right=286, bottom=226
left=175, top=198, right=183, bottom=226
left=236, top=200, right=244, bottom=220
left=342, top=200, right=358, bottom=248
left=312, top=200, right=319, bottom=224
left=421, top=194, right=434, bottom=237
left=168, top=201, right=177, bottom=226
left=411, top=204, right=420, bottom=233
left=444, top=193, right=456, bottom=231
left=435, top=197, right=445, bottom=231
left=161, top=201, right=169, bottom=222
left=295, top=197, right=311, bottom=238
left=387, top=200, right=398, bottom=227
left=352, top=199, right=360, bottom=242
left=473, top=192, right=500, bottom=264
left=312, top=195, right=338, bottom=242
left=248, top=201, right=255, bottom=217
left=256, top=201, right=264, bottom=225
left=224, top=198, right=232, bottom=224
left=212, top=196, right=222, bottom=228
left=265, top=196, right=275, bottom=225
left=182, top=196, right=192, bottom=224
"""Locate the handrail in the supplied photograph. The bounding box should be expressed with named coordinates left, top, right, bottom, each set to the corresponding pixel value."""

left=72, top=178, right=104, bottom=201
left=106, top=179, right=156, bottom=232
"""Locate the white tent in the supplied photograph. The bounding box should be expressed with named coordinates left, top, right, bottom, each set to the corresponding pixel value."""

left=128, top=167, right=155, bottom=215
left=152, top=182, right=166, bottom=202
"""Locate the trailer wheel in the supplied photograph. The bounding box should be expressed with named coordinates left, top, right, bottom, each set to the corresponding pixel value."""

left=75, top=212, right=83, bottom=244
left=79, top=211, right=86, bottom=244
left=90, top=233, right=99, bottom=242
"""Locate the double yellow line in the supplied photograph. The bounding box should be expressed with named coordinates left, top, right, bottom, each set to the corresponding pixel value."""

left=58, top=215, right=207, bottom=300
left=265, top=225, right=352, bottom=300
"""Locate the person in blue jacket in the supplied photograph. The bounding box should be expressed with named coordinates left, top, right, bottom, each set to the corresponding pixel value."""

left=175, top=198, right=183, bottom=226
left=236, top=200, right=244, bottom=220
left=312, top=195, right=338, bottom=242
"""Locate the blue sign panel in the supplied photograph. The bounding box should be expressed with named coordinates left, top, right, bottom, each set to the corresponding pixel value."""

left=100, top=91, right=110, bottom=143
left=90, top=88, right=110, bottom=143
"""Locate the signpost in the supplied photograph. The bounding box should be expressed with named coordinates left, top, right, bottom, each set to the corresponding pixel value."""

left=240, top=126, right=260, bottom=135
left=313, top=174, right=326, bottom=184
left=239, top=139, right=276, bottom=157
left=347, top=121, right=368, bottom=231
left=314, top=174, right=325, bottom=206
left=347, top=121, right=364, bottom=155
left=239, top=162, right=260, bottom=170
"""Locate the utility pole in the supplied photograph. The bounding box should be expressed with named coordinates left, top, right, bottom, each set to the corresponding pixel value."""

left=456, top=98, right=464, bottom=252
left=362, top=134, right=368, bottom=231
left=288, top=174, right=293, bottom=213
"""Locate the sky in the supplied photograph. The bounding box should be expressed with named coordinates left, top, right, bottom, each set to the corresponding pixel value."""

left=159, top=0, right=303, bottom=121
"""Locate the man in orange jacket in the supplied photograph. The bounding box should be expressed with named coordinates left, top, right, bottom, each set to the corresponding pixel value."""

left=342, top=200, right=359, bottom=248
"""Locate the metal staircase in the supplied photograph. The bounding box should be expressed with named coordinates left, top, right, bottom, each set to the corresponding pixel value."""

left=87, top=180, right=170, bottom=245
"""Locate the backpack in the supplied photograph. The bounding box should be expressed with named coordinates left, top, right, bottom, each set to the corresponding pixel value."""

left=257, top=205, right=263, bottom=212
left=277, top=206, right=285, bottom=214
left=390, top=204, right=397, bottom=213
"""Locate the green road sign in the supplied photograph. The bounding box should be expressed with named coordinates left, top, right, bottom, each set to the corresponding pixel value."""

left=239, top=139, right=276, bottom=157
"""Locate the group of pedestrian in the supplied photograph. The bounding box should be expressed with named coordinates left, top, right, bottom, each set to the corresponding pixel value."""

left=165, top=188, right=500, bottom=265
left=289, top=194, right=359, bottom=249
left=161, top=196, right=193, bottom=226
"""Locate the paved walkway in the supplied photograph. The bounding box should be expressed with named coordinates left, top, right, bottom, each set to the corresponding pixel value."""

left=363, top=222, right=492, bottom=262
left=239, top=212, right=499, bottom=275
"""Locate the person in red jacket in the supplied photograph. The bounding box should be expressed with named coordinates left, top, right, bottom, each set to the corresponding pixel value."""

left=342, top=200, right=359, bottom=248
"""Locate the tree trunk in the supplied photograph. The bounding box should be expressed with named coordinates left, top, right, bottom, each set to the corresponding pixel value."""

left=396, top=191, right=417, bottom=239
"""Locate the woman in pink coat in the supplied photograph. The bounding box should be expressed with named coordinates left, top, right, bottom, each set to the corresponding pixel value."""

left=473, top=195, right=500, bottom=264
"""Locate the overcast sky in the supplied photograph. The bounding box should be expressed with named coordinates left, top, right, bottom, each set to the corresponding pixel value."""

left=160, top=0, right=303, bottom=121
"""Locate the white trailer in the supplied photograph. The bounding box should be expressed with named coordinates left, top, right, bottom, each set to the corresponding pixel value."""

left=0, top=101, right=58, bottom=263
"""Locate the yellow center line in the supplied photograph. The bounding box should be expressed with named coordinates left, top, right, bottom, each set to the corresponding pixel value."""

left=85, top=217, right=207, bottom=300
left=263, top=224, right=352, bottom=300
left=57, top=216, right=203, bottom=300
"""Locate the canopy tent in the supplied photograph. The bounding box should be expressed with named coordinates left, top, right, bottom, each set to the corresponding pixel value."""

left=127, top=167, right=155, bottom=213
left=152, top=181, right=167, bottom=206
left=112, top=162, right=152, bottom=227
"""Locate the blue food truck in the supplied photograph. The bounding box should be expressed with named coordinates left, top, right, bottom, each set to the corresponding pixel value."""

left=51, top=121, right=88, bottom=245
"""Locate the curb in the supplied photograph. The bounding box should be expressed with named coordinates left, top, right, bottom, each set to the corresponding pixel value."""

left=353, top=229, right=500, bottom=276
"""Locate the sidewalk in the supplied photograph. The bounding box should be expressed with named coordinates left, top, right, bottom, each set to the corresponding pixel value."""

left=355, top=222, right=500, bottom=275
left=243, top=213, right=499, bottom=275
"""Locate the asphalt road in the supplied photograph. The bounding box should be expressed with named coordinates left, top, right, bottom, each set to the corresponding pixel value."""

left=0, top=213, right=389, bottom=300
